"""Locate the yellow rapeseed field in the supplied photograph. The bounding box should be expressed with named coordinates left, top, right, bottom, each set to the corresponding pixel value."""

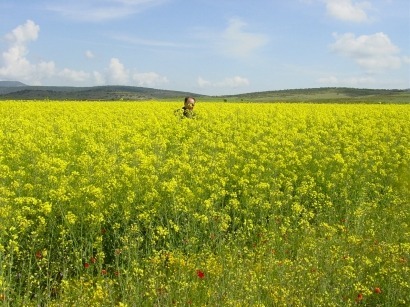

left=0, top=101, right=409, bottom=306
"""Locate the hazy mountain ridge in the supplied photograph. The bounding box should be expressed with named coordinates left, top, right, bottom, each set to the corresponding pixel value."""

left=0, top=81, right=409, bottom=103
left=0, top=83, right=203, bottom=100
left=224, top=87, right=410, bottom=103
left=0, top=81, right=27, bottom=88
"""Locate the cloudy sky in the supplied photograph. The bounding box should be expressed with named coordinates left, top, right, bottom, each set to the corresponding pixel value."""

left=1, top=0, right=409, bottom=95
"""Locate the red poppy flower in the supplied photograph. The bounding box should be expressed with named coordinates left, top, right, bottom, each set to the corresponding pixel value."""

left=101, top=269, right=107, bottom=275
left=374, top=287, right=382, bottom=294
left=35, top=251, right=43, bottom=259
left=196, top=269, right=205, bottom=279
left=356, top=293, right=363, bottom=302
left=84, top=262, right=90, bottom=268
left=90, top=257, right=97, bottom=264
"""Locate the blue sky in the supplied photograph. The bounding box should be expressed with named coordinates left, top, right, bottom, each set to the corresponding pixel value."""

left=1, top=0, right=409, bottom=95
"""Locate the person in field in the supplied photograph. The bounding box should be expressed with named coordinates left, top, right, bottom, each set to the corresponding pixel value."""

left=175, top=96, right=196, bottom=119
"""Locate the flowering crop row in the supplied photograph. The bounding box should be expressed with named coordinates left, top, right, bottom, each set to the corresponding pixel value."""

left=0, top=101, right=409, bottom=306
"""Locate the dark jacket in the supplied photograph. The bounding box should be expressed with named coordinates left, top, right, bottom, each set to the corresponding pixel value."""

left=175, top=107, right=196, bottom=119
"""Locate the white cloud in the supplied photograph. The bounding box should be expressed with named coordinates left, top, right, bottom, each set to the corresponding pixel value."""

left=196, top=18, right=268, bottom=59
left=108, top=58, right=129, bottom=84
left=318, top=75, right=376, bottom=86
left=0, top=20, right=55, bottom=84
left=402, top=56, right=410, bottom=65
left=37, top=61, right=56, bottom=78
left=217, top=76, right=250, bottom=87
left=110, top=33, right=186, bottom=48
left=197, top=76, right=211, bottom=88
left=47, top=0, right=168, bottom=22
left=114, top=0, right=163, bottom=5
left=217, top=18, right=269, bottom=58
left=85, top=50, right=94, bottom=59
left=0, top=20, right=86, bottom=84
left=317, top=72, right=410, bottom=89
left=197, top=76, right=250, bottom=89
left=0, top=21, right=169, bottom=88
left=107, top=58, right=168, bottom=87
left=330, top=32, right=402, bottom=71
left=132, top=72, right=168, bottom=87
left=93, top=71, right=105, bottom=85
left=59, top=68, right=90, bottom=82
left=1, top=45, right=34, bottom=77
left=5, top=19, right=39, bottom=43
left=322, top=0, right=372, bottom=22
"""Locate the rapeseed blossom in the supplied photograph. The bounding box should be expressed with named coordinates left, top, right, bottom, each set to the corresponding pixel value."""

left=0, top=101, right=408, bottom=305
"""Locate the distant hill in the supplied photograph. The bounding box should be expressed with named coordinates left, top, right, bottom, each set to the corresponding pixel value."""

left=0, top=82, right=409, bottom=103
left=0, top=81, right=27, bottom=87
left=217, top=87, right=410, bottom=103
left=0, top=85, right=203, bottom=101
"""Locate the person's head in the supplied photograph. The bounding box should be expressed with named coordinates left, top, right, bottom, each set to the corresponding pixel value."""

left=184, top=96, right=196, bottom=110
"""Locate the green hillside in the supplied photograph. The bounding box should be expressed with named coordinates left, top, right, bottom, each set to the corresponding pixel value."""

left=216, top=87, right=410, bottom=103
left=0, top=84, right=202, bottom=101
left=0, top=82, right=409, bottom=103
